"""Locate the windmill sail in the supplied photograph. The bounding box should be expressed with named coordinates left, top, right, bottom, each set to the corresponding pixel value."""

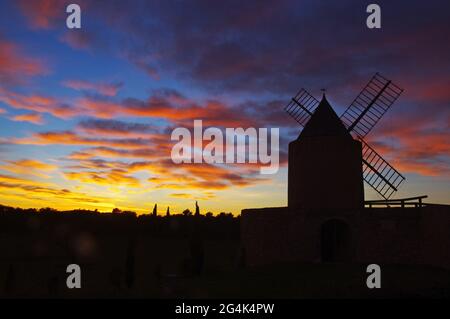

left=341, top=73, right=403, bottom=138
left=360, top=138, right=405, bottom=199
left=285, top=75, right=406, bottom=200
left=284, top=88, right=319, bottom=127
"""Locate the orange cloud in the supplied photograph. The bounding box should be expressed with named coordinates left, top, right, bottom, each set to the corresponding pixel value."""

left=170, top=192, right=216, bottom=200
left=2, top=86, right=273, bottom=132
left=13, top=131, right=151, bottom=149
left=369, top=113, right=450, bottom=178
left=64, top=169, right=140, bottom=187
left=4, top=159, right=56, bottom=171
left=145, top=160, right=267, bottom=191
left=77, top=98, right=124, bottom=119
left=391, top=159, right=449, bottom=177
left=11, top=112, right=44, bottom=124
left=0, top=173, right=111, bottom=208
left=0, top=89, right=78, bottom=119
left=0, top=159, right=57, bottom=178
left=404, top=76, right=450, bottom=104
left=76, top=94, right=261, bottom=127
left=123, top=98, right=258, bottom=127
left=63, top=147, right=268, bottom=193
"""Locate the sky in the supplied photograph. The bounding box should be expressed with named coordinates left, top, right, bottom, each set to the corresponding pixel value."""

left=0, top=0, right=448, bottom=215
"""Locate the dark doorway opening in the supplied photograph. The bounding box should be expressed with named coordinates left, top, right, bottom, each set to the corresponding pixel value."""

left=321, top=219, right=351, bottom=262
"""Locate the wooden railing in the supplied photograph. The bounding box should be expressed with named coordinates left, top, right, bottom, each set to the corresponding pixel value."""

left=365, top=195, right=428, bottom=208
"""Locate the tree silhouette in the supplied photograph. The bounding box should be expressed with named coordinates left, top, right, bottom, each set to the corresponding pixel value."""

left=152, top=204, right=157, bottom=216
left=0, top=203, right=243, bottom=296
left=125, top=239, right=136, bottom=290
left=166, top=206, right=170, bottom=217
left=195, top=201, right=200, bottom=216
left=182, top=209, right=192, bottom=216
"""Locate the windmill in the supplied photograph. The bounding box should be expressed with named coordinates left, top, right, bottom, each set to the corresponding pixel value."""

left=284, top=73, right=405, bottom=207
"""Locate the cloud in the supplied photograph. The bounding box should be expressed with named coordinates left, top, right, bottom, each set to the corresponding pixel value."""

left=16, top=0, right=68, bottom=29
left=75, top=90, right=289, bottom=129
left=8, top=0, right=450, bottom=200
left=14, top=1, right=450, bottom=98
left=1, top=83, right=290, bottom=130
left=10, top=159, right=57, bottom=171
left=11, top=112, right=44, bottom=124
left=60, top=30, right=97, bottom=51
left=0, top=173, right=108, bottom=205
left=62, top=80, right=123, bottom=97
left=64, top=169, right=141, bottom=187
left=13, top=130, right=151, bottom=149
left=404, top=76, right=450, bottom=104
left=60, top=152, right=265, bottom=194
left=0, top=159, right=57, bottom=178
left=75, top=97, right=123, bottom=119
left=127, top=54, right=160, bottom=80
left=0, top=38, right=46, bottom=86
left=0, top=88, right=78, bottom=119
left=145, top=160, right=267, bottom=191
left=63, top=147, right=268, bottom=192
left=76, top=119, right=159, bottom=137
left=368, top=110, right=450, bottom=178
left=67, top=147, right=162, bottom=161
left=170, top=192, right=216, bottom=200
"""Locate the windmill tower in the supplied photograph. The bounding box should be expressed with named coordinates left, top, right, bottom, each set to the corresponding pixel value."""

left=242, top=73, right=450, bottom=269
left=285, top=73, right=405, bottom=210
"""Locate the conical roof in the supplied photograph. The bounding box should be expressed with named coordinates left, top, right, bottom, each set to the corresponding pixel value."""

left=299, top=95, right=352, bottom=140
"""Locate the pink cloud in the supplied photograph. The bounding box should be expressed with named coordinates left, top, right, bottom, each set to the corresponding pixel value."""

left=17, top=0, right=68, bottom=29
left=0, top=88, right=78, bottom=119
left=369, top=111, right=450, bottom=178
left=0, top=38, right=46, bottom=85
left=60, top=31, right=96, bottom=51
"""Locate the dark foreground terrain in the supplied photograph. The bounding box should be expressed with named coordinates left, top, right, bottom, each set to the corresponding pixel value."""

left=1, top=205, right=449, bottom=298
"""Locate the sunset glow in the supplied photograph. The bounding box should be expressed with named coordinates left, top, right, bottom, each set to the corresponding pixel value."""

left=0, top=1, right=449, bottom=215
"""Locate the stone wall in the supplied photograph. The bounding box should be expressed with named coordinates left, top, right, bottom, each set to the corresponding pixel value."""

left=241, top=205, right=450, bottom=269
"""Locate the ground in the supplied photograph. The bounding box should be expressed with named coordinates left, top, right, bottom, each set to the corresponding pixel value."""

left=178, top=263, right=450, bottom=299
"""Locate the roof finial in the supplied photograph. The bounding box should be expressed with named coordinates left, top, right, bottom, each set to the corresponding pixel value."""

left=321, top=88, right=327, bottom=98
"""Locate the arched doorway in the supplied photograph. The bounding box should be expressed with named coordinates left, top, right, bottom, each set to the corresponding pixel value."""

left=321, top=219, right=351, bottom=262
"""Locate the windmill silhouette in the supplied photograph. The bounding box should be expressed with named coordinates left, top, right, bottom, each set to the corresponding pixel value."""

left=241, top=73, right=449, bottom=268
left=285, top=73, right=405, bottom=209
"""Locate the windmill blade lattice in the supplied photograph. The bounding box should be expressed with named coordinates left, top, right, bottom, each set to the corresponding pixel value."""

left=341, top=73, right=403, bottom=138
left=360, top=138, right=405, bottom=199
left=284, top=88, right=319, bottom=127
